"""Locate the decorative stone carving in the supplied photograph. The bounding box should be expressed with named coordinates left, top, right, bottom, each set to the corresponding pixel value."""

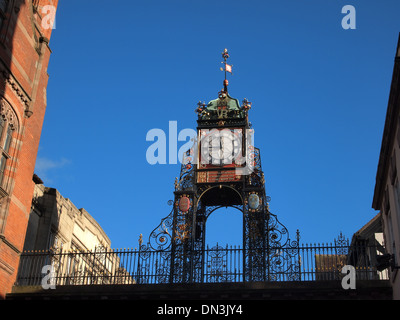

left=0, top=99, right=18, bottom=131
left=0, top=64, right=31, bottom=112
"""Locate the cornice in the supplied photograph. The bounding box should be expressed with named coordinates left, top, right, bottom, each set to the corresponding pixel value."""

left=372, top=59, right=400, bottom=209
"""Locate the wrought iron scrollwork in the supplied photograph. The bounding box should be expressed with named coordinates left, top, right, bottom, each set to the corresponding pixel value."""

left=148, top=208, right=174, bottom=251
left=154, top=255, right=171, bottom=284
left=175, top=149, right=195, bottom=192
left=266, top=212, right=301, bottom=281
left=334, top=232, right=349, bottom=255
left=205, top=245, right=234, bottom=283
left=245, top=147, right=264, bottom=187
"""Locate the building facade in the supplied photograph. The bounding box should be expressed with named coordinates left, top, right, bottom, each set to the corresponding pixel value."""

left=348, top=213, right=388, bottom=280
left=24, top=180, right=112, bottom=254
left=372, top=33, right=400, bottom=300
left=0, top=0, right=58, bottom=299
left=16, top=181, right=130, bottom=287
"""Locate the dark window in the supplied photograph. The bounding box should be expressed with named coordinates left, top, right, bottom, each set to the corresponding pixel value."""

left=0, top=0, right=9, bottom=30
left=0, top=153, right=6, bottom=183
left=0, top=116, right=13, bottom=187
left=3, top=125, right=11, bottom=150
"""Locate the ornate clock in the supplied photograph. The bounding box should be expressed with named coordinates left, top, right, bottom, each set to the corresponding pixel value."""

left=197, top=126, right=246, bottom=183
left=198, top=128, right=243, bottom=166
left=146, top=49, right=300, bottom=284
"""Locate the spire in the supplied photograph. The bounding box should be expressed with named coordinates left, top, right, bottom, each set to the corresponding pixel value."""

left=220, top=48, right=232, bottom=92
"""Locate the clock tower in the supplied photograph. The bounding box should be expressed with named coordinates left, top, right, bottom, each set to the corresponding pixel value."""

left=147, top=49, right=300, bottom=283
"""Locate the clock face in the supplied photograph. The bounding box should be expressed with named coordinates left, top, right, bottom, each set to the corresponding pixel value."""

left=199, top=128, right=242, bottom=166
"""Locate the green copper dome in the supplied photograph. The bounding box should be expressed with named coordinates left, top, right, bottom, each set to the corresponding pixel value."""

left=206, top=92, right=241, bottom=111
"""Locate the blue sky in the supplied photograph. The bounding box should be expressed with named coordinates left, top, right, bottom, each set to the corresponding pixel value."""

left=36, top=0, right=400, bottom=249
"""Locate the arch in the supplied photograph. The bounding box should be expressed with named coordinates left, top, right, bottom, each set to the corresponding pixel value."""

left=196, top=185, right=243, bottom=207
left=0, top=97, right=21, bottom=233
left=204, top=204, right=243, bottom=220
left=204, top=205, right=243, bottom=248
left=193, top=186, right=244, bottom=249
left=0, top=97, right=20, bottom=132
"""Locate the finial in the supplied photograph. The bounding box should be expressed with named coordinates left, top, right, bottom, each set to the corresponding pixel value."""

left=138, top=233, right=143, bottom=247
left=220, top=48, right=232, bottom=92
left=195, top=101, right=206, bottom=115
left=222, top=48, right=229, bottom=61
left=242, top=98, right=252, bottom=110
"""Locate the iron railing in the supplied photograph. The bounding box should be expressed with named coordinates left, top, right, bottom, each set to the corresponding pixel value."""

left=15, top=241, right=389, bottom=287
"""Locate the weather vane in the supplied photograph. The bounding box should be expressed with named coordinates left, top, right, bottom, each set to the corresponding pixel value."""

left=220, top=48, right=233, bottom=92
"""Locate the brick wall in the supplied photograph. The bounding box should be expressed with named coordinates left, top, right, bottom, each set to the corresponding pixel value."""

left=0, top=0, right=58, bottom=299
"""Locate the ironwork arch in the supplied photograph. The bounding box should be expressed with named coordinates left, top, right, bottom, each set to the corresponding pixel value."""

left=196, top=185, right=243, bottom=208
left=203, top=204, right=243, bottom=220
left=144, top=145, right=301, bottom=283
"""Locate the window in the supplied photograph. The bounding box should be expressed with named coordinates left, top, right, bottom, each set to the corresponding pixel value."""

left=0, top=118, right=11, bottom=186
left=0, top=0, right=9, bottom=30
left=0, top=99, right=18, bottom=191
left=48, top=230, right=64, bottom=251
left=387, top=210, right=396, bottom=253
left=0, top=0, right=8, bottom=12
left=0, top=118, right=12, bottom=187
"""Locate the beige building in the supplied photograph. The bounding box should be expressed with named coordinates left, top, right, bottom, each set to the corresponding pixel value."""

left=23, top=175, right=111, bottom=253
left=17, top=177, right=135, bottom=286
left=348, top=213, right=388, bottom=280
left=372, top=34, right=400, bottom=300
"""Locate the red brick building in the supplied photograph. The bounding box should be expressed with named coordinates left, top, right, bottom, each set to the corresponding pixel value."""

left=0, top=0, right=58, bottom=299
